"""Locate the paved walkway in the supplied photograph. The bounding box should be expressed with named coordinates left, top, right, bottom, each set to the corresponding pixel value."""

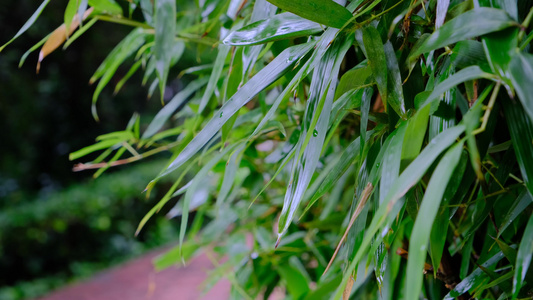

left=38, top=248, right=230, bottom=300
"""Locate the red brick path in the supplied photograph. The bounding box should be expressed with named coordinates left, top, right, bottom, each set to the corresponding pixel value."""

left=38, top=248, right=230, bottom=300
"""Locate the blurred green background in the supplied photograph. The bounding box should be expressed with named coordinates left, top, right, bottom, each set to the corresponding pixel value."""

left=0, top=1, right=186, bottom=299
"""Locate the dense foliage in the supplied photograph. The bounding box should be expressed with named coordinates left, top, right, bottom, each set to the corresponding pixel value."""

left=3, top=0, right=533, bottom=299
left=0, top=160, right=180, bottom=300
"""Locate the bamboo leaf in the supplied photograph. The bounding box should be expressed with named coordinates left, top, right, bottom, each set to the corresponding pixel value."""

left=413, top=7, right=517, bottom=56
left=199, top=45, right=230, bottom=113
left=142, top=77, right=209, bottom=139
left=508, top=52, right=533, bottom=124
left=337, top=124, right=465, bottom=298
left=405, top=141, right=464, bottom=300
left=223, top=12, right=323, bottom=46
left=277, top=37, right=352, bottom=241
left=88, top=0, right=122, bottom=15
left=445, top=251, right=506, bottom=299
left=418, top=66, right=494, bottom=110
left=498, top=189, right=533, bottom=237
left=154, top=0, right=176, bottom=101
left=153, top=42, right=315, bottom=181
left=512, top=212, right=533, bottom=299
left=503, top=97, right=533, bottom=195
left=0, top=0, right=51, bottom=52
left=266, top=0, right=352, bottom=29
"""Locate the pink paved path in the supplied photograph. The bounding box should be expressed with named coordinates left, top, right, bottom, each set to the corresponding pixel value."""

left=38, top=248, right=230, bottom=300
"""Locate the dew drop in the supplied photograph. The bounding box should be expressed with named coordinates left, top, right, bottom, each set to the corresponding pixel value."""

left=313, top=129, right=318, bottom=137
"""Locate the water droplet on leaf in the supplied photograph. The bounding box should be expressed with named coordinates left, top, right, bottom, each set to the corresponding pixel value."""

left=313, top=129, right=318, bottom=137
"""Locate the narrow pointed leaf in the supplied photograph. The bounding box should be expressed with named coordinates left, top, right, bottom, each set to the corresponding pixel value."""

left=154, top=0, right=176, bottom=100
left=498, top=189, right=533, bottom=237
left=337, top=124, right=465, bottom=298
left=444, top=251, right=506, bottom=299
left=143, top=77, right=209, bottom=139
left=223, top=12, right=323, bottom=46
left=0, top=0, right=50, bottom=52
left=503, top=97, right=533, bottom=195
left=508, top=52, right=533, bottom=124
left=512, top=213, right=533, bottom=299
left=278, top=37, right=352, bottom=239
left=156, top=42, right=315, bottom=179
left=405, top=141, right=464, bottom=300
left=199, top=45, right=230, bottom=113
left=413, top=7, right=517, bottom=56
left=266, top=0, right=352, bottom=29
left=418, top=65, right=494, bottom=110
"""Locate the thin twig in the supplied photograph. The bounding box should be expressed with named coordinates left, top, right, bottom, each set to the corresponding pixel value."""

left=323, top=182, right=373, bottom=275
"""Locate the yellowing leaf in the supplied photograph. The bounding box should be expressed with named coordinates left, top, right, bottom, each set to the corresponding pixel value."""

left=37, top=7, right=93, bottom=73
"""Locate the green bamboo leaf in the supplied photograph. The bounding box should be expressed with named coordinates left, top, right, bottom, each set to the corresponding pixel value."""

left=498, top=189, right=533, bottom=237
left=482, top=27, right=518, bottom=79
left=380, top=123, right=407, bottom=205
left=223, top=12, right=323, bottom=46
left=306, top=136, right=361, bottom=210
left=450, top=40, right=490, bottom=70
left=0, top=0, right=51, bottom=52
left=63, top=17, right=98, bottom=50
left=508, top=52, right=533, bottom=123
left=91, top=28, right=146, bottom=119
left=405, top=141, right=464, bottom=300
left=199, top=45, right=230, bottom=113
left=512, top=212, right=533, bottom=299
left=266, top=0, right=352, bottom=29
left=154, top=0, right=176, bottom=101
left=503, top=97, right=533, bottom=195
left=334, top=64, right=372, bottom=99
left=401, top=104, right=430, bottom=169
left=88, top=0, right=122, bottom=15
left=445, top=251, right=506, bottom=299
left=363, top=26, right=388, bottom=105
left=418, top=65, right=494, bottom=110
left=142, top=77, right=209, bottom=139
left=241, top=0, right=276, bottom=76
left=277, top=259, right=311, bottom=299
left=178, top=144, right=239, bottom=255
left=64, top=0, right=79, bottom=33
left=277, top=37, right=352, bottom=241
left=337, top=124, right=466, bottom=298
left=69, top=139, right=120, bottom=161
left=216, top=145, right=244, bottom=207
left=153, top=42, right=315, bottom=181
left=384, top=41, right=406, bottom=118
left=413, top=7, right=517, bottom=57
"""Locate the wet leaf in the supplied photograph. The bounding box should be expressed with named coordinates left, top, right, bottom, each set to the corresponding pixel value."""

left=154, top=42, right=315, bottom=181
left=223, top=12, right=323, bottom=46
